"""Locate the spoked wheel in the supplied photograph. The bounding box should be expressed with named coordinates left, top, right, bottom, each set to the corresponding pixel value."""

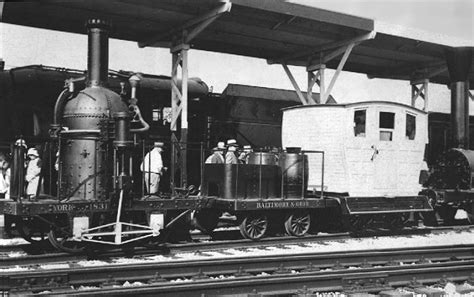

left=284, top=211, right=311, bottom=237
left=17, top=217, right=49, bottom=244
left=48, top=227, right=85, bottom=254
left=239, top=213, right=268, bottom=240
left=193, top=209, right=221, bottom=234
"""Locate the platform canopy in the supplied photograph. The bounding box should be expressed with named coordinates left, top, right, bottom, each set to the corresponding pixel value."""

left=1, top=0, right=473, bottom=88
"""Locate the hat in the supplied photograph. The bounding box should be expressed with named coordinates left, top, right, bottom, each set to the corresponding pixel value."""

left=217, top=142, right=225, bottom=150
left=27, top=148, right=39, bottom=157
left=154, top=142, right=164, bottom=147
left=15, top=139, right=27, bottom=148
left=243, top=145, right=252, bottom=151
left=227, top=139, right=238, bottom=147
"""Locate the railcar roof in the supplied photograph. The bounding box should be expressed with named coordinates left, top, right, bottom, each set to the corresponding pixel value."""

left=1, top=0, right=472, bottom=88
left=282, top=101, right=428, bottom=115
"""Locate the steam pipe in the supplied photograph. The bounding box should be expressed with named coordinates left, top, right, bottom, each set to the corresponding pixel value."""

left=86, top=19, right=110, bottom=87
left=445, top=47, right=473, bottom=149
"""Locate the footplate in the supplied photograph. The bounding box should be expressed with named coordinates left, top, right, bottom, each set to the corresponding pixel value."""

left=340, top=195, right=433, bottom=215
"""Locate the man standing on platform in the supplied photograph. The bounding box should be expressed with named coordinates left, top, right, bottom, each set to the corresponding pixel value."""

left=141, top=142, right=165, bottom=194
left=225, top=139, right=239, bottom=164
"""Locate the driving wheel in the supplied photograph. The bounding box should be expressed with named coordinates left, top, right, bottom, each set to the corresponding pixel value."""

left=17, top=217, right=48, bottom=244
left=239, top=213, right=268, bottom=240
left=284, top=211, right=310, bottom=237
left=48, top=227, right=85, bottom=254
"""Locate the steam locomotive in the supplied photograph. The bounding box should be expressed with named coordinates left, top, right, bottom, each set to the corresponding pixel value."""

left=1, top=19, right=470, bottom=253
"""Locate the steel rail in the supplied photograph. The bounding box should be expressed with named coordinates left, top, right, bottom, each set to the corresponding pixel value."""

left=3, top=244, right=474, bottom=295
left=41, top=263, right=474, bottom=296
left=1, top=225, right=472, bottom=267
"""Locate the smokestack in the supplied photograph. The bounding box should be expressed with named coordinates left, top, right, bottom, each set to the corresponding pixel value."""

left=86, top=19, right=110, bottom=87
left=445, top=47, right=473, bottom=149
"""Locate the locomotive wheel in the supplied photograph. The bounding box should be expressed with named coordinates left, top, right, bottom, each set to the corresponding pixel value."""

left=48, top=228, right=85, bottom=254
left=193, top=209, right=221, bottom=234
left=284, top=211, right=310, bottom=237
left=17, top=217, right=48, bottom=244
left=239, top=213, right=268, bottom=240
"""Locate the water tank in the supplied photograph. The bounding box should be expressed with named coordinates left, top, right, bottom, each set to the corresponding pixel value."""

left=247, top=152, right=277, bottom=165
left=279, top=148, right=308, bottom=198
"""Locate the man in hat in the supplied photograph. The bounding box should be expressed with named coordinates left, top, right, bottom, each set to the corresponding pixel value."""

left=140, top=142, right=165, bottom=194
left=225, top=139, right=239, bottom=164
left=238, top=145, right=253, bottom=164
left=25, top=147, right=41, bottom=198
left=0, top=152, right=11, bottom=199
left=205, top=142, right=225, bottom=164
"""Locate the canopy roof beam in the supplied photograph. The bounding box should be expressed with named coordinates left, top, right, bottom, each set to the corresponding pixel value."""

left=267, top=31, right=375, bottom=65
left=138, top=1, right=232, bottom=48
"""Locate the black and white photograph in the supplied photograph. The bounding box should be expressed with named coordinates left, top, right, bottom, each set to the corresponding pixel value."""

left=0, top=0, right=473, bottom=296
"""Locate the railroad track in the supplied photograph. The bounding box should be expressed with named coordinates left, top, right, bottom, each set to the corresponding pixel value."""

left=2, top=244, right=474, bottom=296
left=2, top=225, right=471, bottom=267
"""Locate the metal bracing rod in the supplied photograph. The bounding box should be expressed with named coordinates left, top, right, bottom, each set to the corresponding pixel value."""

left=139, top=1, right=232, bottom=48
left=321, top=43, right=354, bottom=103
left=470, top=91, right=474, bottom=100
left=282, top=63, right=308, bottom=105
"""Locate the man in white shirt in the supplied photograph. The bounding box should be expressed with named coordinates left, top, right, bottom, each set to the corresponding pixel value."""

left=0, top=153, right=10, bottom=199
left=205, top=142, right=225, bottom=164
left=140, top=142, right=164, bottom=194
left=225, top=139, right=239, bottom=164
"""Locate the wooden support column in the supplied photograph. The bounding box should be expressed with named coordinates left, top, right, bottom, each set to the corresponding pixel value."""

left=170, top=43, right=190, bottom=190
left=411, top=79, right=429, bottom=111
left=180, top=45, right=188, bottom=188
left=307, top=71, right=315, bottom=104
left=317, top=65, right=326, bottom=104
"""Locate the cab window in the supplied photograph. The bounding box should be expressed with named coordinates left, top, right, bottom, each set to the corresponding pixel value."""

left=353, top=109, right=366, bottom=137
left=406, top=113, right=416, bottom=140
left=379, top=112, right=395, bottom=141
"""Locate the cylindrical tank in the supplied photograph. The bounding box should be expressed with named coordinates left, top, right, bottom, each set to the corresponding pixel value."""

left=247, top=152, right=277, bottom=165
left=279, top=148, right=308, bottom=198
left=439, top=148, right=474, bottom=189
left=58, top=19, right=129, bottom=200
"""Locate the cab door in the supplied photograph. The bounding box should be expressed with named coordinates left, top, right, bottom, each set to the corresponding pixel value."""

left=373, top=108, right=399, bottom=195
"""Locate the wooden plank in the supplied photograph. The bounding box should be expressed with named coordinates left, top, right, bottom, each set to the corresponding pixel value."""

left=269, top=31, right=375, bottom=64
left=321, top=43, right=354, bottom=103
left=282, top=63, right=308, bottom=105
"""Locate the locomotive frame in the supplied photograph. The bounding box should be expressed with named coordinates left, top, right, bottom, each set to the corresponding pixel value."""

left=0, top=18, right=436, bottom=251
left=1, top=0, right=473, bottom=253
